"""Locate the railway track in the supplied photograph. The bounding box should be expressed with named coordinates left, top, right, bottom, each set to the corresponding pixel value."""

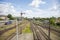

left=30, top=22, right=50, bottom=40
left=31, top=23, right=42, bottom=40
left=0, top=23, right=21, bottom=35
left=34, top=22, right=60, bottom=37
left=0, top=22, right=27, bottom=35
left=0, top=25, right=16, bottom=35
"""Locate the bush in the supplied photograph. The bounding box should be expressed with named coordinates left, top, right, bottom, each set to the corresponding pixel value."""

left=0, top=18, right=3, bottom=20
left=56, top=22, right=60, bottom=26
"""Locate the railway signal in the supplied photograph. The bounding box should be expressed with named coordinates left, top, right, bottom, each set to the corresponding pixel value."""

left=20, top=12, right=25, bottom=21
left=15, top=11, right=25, bottom=40
left=20, top=12, right=25, bottom=34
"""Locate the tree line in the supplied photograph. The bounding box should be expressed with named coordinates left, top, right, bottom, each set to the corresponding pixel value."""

left=32, top=17, right=60, bottom=26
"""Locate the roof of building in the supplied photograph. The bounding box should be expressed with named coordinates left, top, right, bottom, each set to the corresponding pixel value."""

left=0, top=15, right=7, bottom=17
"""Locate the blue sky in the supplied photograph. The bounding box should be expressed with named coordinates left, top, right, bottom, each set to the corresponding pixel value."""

left=0, top=0, right=60, bottom=18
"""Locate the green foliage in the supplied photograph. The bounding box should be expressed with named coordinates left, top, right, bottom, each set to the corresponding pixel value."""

left=50, top=19, right=55, bottom=25
left=7, top=14, right=12, bottom=18
left=22, top=23, right=32, bottom=33
left=7, top=14, right=15, bottom=20
left=49, top=17, right=56, bottom=25
left=0, top=18, right=3, bottom=20
left=22, top=27, right=31, bottom=33
left=56, top=22, right=60, bottom=26
left=10, top=17, right=15, bottom=20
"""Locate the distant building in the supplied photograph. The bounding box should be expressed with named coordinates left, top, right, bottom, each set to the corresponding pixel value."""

left=55, top=18, right=60, bottom=23
left=43, top=20, right=49, bottom=24
left=57, top=18, right=60, bottom=23
left=0, top=15, right=9, bottom=20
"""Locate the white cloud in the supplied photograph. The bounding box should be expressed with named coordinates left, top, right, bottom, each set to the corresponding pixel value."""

left=24, top=4, right=60, bottom=18
left=47, top=2, right=60, bottom=17
left=27, top=0, right=60, bottom=18
left=0, top=0, right=59, bottom=18
left=53, top=5, right=57, bottom=10
left=23, top=10, right=34, bottom=18
left=24, top=10, right=33, bottom=14
left=0, top=3, right=19, bottom=17
left=23, top=9, right=47, bottom=18
left=29, top=0, right=46, bottom=7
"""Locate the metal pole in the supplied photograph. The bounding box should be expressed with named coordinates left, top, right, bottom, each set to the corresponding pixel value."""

left=16, top=19, right=18, bottom=40
left=21, top=12, right=22, bottom=21
left=48, top=20, right=50, bottom=40
left=20, top=13, right=22, bottom=34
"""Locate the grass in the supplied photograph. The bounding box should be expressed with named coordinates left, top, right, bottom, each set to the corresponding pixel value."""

left=22, top=22, right=32, bottom=33
left=0, top=21, right=25, bottom=40
left=0, top=20, right=32, bottom=40
left=53, top=25, right=60, bottom=30
left=0, top=28, right=16, bottom=40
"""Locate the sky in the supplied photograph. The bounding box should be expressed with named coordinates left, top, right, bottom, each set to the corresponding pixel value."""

left=0, top=0, right=60, bottom=18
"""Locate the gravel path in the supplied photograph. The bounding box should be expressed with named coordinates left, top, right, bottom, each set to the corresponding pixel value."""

left=11, top=33, right=33, bottom=40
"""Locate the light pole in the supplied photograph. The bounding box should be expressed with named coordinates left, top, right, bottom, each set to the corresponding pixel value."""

left=16, top=19, right=18, bottom=40
left=48, top=20, right=50, bottom=40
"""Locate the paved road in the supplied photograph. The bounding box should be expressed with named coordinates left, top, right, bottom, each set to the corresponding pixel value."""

left=11, top=33, right=33, bottom=40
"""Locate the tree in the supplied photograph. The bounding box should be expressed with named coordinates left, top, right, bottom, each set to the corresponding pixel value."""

left=7, top=14, right=14, bottom=20
left=49, top=17, right=56, bottom=25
